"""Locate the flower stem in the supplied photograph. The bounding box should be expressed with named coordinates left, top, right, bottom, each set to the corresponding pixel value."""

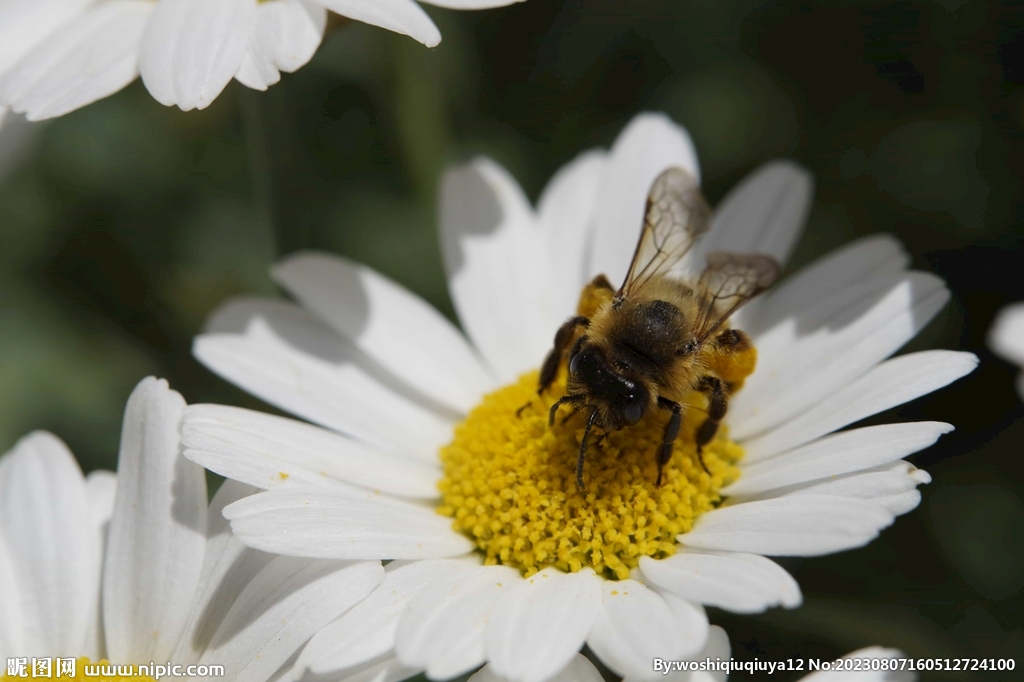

left=389, top=32, right=453, bottom=204
left=238, top=83, right=311, bottom=256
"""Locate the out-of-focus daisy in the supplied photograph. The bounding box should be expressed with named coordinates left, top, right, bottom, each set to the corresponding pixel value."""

left=989, top=303, right=1024, bottom=399
left=0, top=0, right=524, bottom=122
left=183, top=112, right=976, bottom=682
left=0, top=377, right=384, bottom=680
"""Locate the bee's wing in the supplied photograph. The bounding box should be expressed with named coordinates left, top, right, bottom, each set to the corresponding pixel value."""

left=694, top=251, right=781, bottom=342
left=615, top=167, right=711, bottom=300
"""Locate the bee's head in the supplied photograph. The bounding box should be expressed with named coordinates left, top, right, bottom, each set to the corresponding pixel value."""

left=568, top=341, right=650, bottom=429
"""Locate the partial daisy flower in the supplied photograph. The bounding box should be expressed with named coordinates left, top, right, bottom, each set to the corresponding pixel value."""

left=182, top=112, right=976, bottom=682
left=470, top=626, right=731, bottom=682
left=988, top=303, right=1024, bottom=399
left=0, top=377, right=385, bottom=680
left=0, top=0, right=524, bottom=122
left=470, top=636, right=913, bottom=682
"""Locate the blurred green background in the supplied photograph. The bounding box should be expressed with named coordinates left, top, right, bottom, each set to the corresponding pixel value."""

left=0, top=0, right=1021, bottom=679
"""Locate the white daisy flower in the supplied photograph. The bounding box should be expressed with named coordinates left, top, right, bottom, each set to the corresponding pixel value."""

left=0, top=377, right=386, bottom=680
left=0, top=0, right=524, bottom=122
left=988, top=303, right=1024, bottom=399
left=182, top=112, right=977, bottom=682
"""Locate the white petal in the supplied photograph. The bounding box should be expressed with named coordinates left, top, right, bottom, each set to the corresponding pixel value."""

left=661, top=594, right=711, bottom=660
left=470, top=653, right=604, bottom=682
left=990, top=303, right=1024, bottom=365
left=439, top=158, right=552, bottom=382
left=742, top=234, right=910, bottom=336
left=257, top=0, right=325, bottom=72
left=0, top=502, right=23, bottom=659
left=103, top=377, right=208, bottom=663
left=800, top=646, right=914, bottom=682
left=689, top=625, right=730, bottom=682
left=316, top=0, right=440, bottom=47
left=299, top=558, right=475, bottom=675
left=234, top=43, right=279, bottom=91
left=419, top=0, right=526, bottom=8
left=637, top=626, right=729, bottom=682
left=396, top=563, right=521, bottom=679
left=724, top=422, right=951, bottom=496
left=139, top=0, right=254, bottom=111
left=82, top=469, right=116, bottom=660
left=682, top=495, right=894, bottom=556
left=589, top=113, right=700, bottom=286
left=199, top=558, right=384, bottom=682
left=234, top=0, right=325, bottom=91
left=694, top=160, right=812, bottom=270
left=194, top=298, right=454, bottom=460
left=273, top=252, right=495, bottom=413
left=0, top=1, right=151, bottom=121
left=731, top=272, right=950, bottom=440
left=586, top=579, right=708, bottom=681
left=486, top=567, right=602, bottom=682
left=303, top=655, right=421, bottom=682
left=178, top=545, right=274, bottom=667
left=0, top=0, right=93, bottom=73
left=172, top=480, right=271, bottom=666
left=989, top=303, right=1024, bottom=399
left=775, top=461, right=931, bottom=517
left=85, top=469, right=117, bottom=530
left=183, top=404, right=440, bottom=500
left=538, top=149, right=608, bottom=322
left=742, top=351, right=977, bottom=461
left=224, top=489, right=473, bottom=560
left=637, top=550, right=800, bottom=614
left=0, top=432, right=97, bottom=656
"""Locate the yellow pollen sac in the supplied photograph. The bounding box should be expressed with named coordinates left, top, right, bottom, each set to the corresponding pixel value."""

left=437, top=371, right=745, bottom=580
left=2, top=659, right=157, bottom=682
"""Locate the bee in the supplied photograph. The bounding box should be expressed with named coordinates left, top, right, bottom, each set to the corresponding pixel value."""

left=539, top=167, right=781, bottom=490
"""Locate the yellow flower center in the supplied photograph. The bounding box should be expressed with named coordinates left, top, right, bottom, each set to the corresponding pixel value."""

left=2, top=659, right=156, bottom=682
left=437, top=370, right=745, bottom=580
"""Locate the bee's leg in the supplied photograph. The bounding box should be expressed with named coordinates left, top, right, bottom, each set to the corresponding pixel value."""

left=694, top=376, right=728, bottom=474
left=549, top=395, right=584, bottom=426
left=655, top=397, right=683, bottom=487
left=538, top=315, right=590, bottom=394
left=560, top=405, right=583, bottom=425
left=577, top=407, right=600, bottom=491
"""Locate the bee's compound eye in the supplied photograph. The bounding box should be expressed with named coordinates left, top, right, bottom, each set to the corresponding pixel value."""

left=569, top=352, right=582, bottom=375
left=623, top=396, right=643, bottom=425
